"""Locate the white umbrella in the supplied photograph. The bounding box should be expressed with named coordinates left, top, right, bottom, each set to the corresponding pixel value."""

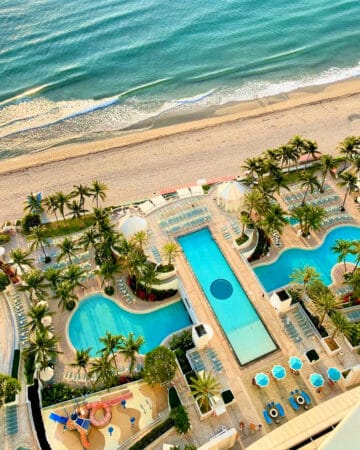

left=39, top=366, right=54, bottom=382
left=0, top=247, right=5, bottom=256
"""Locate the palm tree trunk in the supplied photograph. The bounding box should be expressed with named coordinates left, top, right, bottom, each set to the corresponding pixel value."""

left=40, top=242, right=47, bottom=258
left=111, top=350, right=118, bottom=371
left=320, top=170, right=327, bottom=193
left=353, top=257, right=360, bottom=272
left=341, top=188, right=349, bottom=210
left=344, top=259, right=347, bottom=273
left=302, top=186, right=309, bottom=205
left=318, top=311, right=326, bottom=328
left=68, top=254, right=73, bottom=264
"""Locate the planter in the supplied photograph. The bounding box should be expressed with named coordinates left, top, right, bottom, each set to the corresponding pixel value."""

left=156, top=270, right=176, bottom=281
left=321, top=337, right=341, bottom=356
left=344, top=336, right=360, bottom=352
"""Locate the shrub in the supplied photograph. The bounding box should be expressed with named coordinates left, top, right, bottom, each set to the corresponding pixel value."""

left=22, top=214, right=41, bottom=233
left=0, top=233, right=10, bottom=244
left=169, top=386, right=181, bottom=409
left=41, top=383, right=93, bottom=407
left=129, top=417, right=174, bottom=450
left=11, top=349, right=20, bottom=379
left=0, top=272, right=10, bottom=292
left=235, top=234, right=249, bottom=246
left=104, top=285, right=115, bottom=296
left=170, top=405, right=191, bottom=435
left=65, top=300, right=76, bottom=311
left=24, top=353, right=35, bottom=385
left=157, top=264, right=174, bottom=273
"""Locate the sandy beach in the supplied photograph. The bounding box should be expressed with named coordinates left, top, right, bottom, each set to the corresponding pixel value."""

left=0, top=78, right=359, bottom=223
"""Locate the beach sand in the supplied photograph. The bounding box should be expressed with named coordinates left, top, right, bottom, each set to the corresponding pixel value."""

left=0, top=78, right=359, bottom=222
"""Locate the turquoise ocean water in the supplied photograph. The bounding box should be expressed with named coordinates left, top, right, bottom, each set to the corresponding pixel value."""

left=1, top=0, right=359, bottom=157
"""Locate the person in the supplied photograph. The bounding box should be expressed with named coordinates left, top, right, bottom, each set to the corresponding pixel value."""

left=258, top=424, right=262, bottom=432
left=249, top=423, right=256, bottom=433
left=239, top=421, right=244, bottom=431
left=252, top=377, right=256, bottom=385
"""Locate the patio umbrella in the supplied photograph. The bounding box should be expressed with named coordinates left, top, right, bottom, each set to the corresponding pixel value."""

left=254, top=372, right=270, bottom=388
left=309, top=373, right=324, bottom=388
left=272, top=365, right=286, bottom=380
left=39, top=366, right=54, bottom=382
left=327, top=367, right=342, bottom=382
left=289, top=356, right=303, bottom=371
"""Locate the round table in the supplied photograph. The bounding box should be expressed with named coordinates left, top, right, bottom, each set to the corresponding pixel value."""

left=296, top=395, right=305, bottom=405
left=269, top=408, right=278, bottom=419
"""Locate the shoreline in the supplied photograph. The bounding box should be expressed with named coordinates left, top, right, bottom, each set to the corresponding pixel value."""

left=0, top=77, right=359, bottom=175
left=0, top=77, right=359, bottom=222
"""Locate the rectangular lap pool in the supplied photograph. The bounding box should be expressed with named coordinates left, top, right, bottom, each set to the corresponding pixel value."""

left=178, top=228, right=276, bottom=365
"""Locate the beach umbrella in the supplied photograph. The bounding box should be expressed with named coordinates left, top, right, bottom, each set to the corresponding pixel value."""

left=254, top=372, right=270, bottom=388
left=327, top=367, right=342, bottom=382
left=39, top=366, right=54, bottom=382
left=309, top=373, right=324, bottom=388
left=289, top=356, right=303, bottom=371
left=271, top=365, right=286, bottom=380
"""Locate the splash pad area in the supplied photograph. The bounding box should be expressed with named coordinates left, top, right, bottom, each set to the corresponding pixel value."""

left=42, top=381, right=168, bottom=450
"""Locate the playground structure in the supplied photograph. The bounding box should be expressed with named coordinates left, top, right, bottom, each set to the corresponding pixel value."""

left=49, top=392, right=133, bottom=449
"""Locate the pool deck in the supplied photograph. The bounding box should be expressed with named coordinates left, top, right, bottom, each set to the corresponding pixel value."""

left=1, top=175, right=360, bottom=449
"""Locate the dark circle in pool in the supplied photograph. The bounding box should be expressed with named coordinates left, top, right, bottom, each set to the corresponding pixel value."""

left=210, top=279, right=233, bottom=299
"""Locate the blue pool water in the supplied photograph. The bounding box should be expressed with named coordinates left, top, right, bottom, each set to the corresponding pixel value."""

left=68, top=294, right=191, bottom=356
left=254, top=225, right=360, bottom=292
left=178, top=228, right=276, bottom=365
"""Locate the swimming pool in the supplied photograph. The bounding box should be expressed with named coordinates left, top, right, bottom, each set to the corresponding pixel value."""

left=254, top=225, right=360, bottom=292
left=68, top=294, right=192, bottom=356
left=178, top=228, right=276, bottom=365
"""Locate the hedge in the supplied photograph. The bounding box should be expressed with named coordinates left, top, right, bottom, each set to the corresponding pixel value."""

left=169, top=386, right=181, bottom=409
left=11, top=349, right=20, bottom=379
left=129, top=417, right=174, bottom=450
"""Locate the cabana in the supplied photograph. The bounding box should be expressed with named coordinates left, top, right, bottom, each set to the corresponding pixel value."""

left=119, top=214, right=148, bottom=238
left=216, top=181, right=250, bottom=212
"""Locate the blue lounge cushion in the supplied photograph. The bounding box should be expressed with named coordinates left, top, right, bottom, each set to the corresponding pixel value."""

left=301, top=390, right=311, bottom=405
left=288, top=397, right=300, bottom=410
left=275, top=402, right=285, bottom=417
left=262, top=409, right=272, bottom=425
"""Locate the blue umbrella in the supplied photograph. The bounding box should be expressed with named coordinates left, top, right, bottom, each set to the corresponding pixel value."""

left=255, top=372, right=270, bottom=387
left=327, top=367, right=341, bottom=382
left=289, top=356, right=303, bottom=371
left=272, top=365, right=286, bottom=380
left=309, top=373, right=324, bottom=388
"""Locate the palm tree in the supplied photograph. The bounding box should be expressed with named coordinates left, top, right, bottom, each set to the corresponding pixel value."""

left=53, top=281, right=78, bottom=310
left=319, top=154, right=337, bottom=192
left=264, top=159, right=282, bottom=179
left=299, top=170, right=321, bottom=205
left=29, top=225, right=50, bottom=261
left=278, top=144, right=296, bottom=171
left=140, top=263, right=160, bottom=295
left=123, top=246, right=147, bottom=284
left=91, top=180, right=108, bottom=208
left=288, top=135, right=307, bottom=169
left=26, top=303, right=54, bottom=335
left=189, top=371, right=221, bottom=412
left=131, top=230, right=148, bottom=252
left=63, top=264, right=85, bottom=292
left=89, top=353, right=114, bottom=389
left=331, top=239, right=353, bottom=272
left=338, top=136, right=360, bottom=168
left=242, top=157, right=263, bottom=183
left=313, top=291, right=339, bottom=328
left=243, top=189, right=268, bottom=219
left=264, top=148, right=281, bottom=163
left=329, top=311, right=352, bottom=340
left=19, top=270, right=48, bottom=302
left=67, top=200, right=87, bottom=219
left=93, top=207, right=110, bottom=230
left=23, top=327, right=61, bottom=371
left=351, top=240, right=360, bottom=272
left=162, top=242, right=179, bottom=267
left=290, top=265, right=320, bottom=294
left=70, top=348, right=94, bottom=387
left=57, top=237, right=77, bottom=264
left=119, top=332, right=145, bottom=375
left=54, top=191, right=70, bottom=220
left=44, top=266, right=63, bottom=292
left=8, top=248, right=34, bottom=275
left=24, top=193, right=43, bottom=215
left=98, top=260, right=121, bottom=291
left=71, top=184, right=91, bottom=210
left=78, top=228, right=98, bottom=251
left=238, top=211, right=252, bottom=237
left=344, top=268, right=360, bottom=299
left=338, top=172, right=358, bottom=211
left=291, top=204, right=326, bottom=237
left=269, top=171, right=290, bottom=195
left=302, top=139, right=319, bottom=167
left=99, top=331, right=123, bottom=371
left=350, top=155, right=360, bottom=174
left=260, top=203, right=288, bottom=236
left=43, top=194, right=60, bottom=224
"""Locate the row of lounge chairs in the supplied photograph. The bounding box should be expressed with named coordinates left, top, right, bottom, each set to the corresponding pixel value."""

left=281, top=316, right=302, bottom=343
left=282, top=184, right=331, bottom=204
left=165, top=215, right=211, bottom=235
left=287, top=194, right=340, bottom=211
left=206, top=348, right=223, bottom=372
left=293, top=309, right=315, bottom=338
left=117, top=279, right=136, bottom=304
left=9, top=291, right=29, bottom=345
left=158, top=206, right=208, bottom=228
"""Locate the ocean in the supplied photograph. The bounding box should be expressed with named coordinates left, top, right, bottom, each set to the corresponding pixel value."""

left=0, top=0, right=359, bottom=158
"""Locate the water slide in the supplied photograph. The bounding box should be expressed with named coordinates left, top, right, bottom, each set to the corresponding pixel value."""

left=49, top=412, right=67, bottom=425
left=84, top=392, right=133, bottom=428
